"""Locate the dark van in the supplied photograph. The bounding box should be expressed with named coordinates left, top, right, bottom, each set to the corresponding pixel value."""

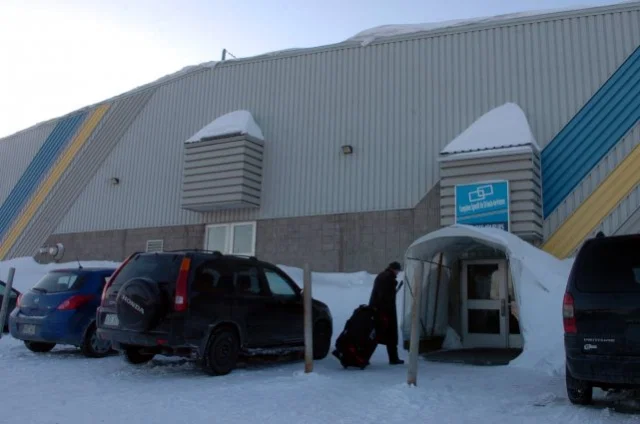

left=563, top=233, right=640, bottom=405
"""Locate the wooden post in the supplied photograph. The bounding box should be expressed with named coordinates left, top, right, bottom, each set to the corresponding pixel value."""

left=407, top=261, right=424, bottom=386
left=0, top=267, right=16, bottom=340
left=303, top=263, right=313, bottom=373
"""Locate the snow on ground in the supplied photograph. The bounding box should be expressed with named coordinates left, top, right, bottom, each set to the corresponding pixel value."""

left=1, top=256, right=639, bottom=423
left=440, top=103, right=540, bottom=156
left=186, top=109, right=265, bottom=143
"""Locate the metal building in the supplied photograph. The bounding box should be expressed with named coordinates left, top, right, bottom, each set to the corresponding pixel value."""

left=0, top=2, right=639, bottom=274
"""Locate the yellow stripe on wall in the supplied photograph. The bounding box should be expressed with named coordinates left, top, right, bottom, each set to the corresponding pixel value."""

left=543, top=142, right=640, bottom=258
left=0, top=104, right=111, bottom=260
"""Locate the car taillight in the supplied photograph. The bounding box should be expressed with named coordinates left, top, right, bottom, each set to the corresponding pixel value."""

left=563, top=292, right=577, bottom=334
left=101, top=253, right=136, bottom=304
left=174, top=257, right=191, bottom=312
left=58, top=294, right=95, bottom=311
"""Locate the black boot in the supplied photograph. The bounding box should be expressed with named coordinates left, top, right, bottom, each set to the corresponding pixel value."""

left=387, top=345, right=405, bottom=365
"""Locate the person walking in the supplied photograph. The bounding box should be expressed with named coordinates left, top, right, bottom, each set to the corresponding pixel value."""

left=369, top=261, right=405, bottom=365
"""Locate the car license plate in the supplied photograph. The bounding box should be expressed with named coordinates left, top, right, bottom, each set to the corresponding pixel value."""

left=104, top=314, right=119, bottom=327
left=22, top=324, right=36, bottom=336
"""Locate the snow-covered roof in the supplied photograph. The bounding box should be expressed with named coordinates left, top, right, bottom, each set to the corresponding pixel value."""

left=186, top=110, right=264, bottom=143
left=3, top=2, right=635, bottom=142
left=440, top=103, right=540, bottom=156
left=346, top=5, right=597, bottom=46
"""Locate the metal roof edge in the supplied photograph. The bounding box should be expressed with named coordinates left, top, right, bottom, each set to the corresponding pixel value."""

left=3, top=1, right=638, bottom=142
left=218, top=1, right=640, bottom=68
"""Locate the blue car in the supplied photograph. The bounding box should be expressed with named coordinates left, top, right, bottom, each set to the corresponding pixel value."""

left=9, top=266, right=116, bottom=357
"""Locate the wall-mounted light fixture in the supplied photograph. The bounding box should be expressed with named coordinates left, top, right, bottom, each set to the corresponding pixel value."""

left=341, top=145, right=353, bottom=155
left=110, top=177, right=120, bottom=185
left=37, top=243, right=65, bottom=262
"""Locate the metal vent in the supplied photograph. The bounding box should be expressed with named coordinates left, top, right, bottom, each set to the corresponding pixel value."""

left=146, top=239, right=164, bottom=253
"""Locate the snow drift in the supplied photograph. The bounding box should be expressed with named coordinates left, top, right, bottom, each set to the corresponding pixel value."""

left=186, top=110, right=264, bottom=143
left=440, top=103, right=540, bottom=155
left=405, top=225, right=572, bottom=375
left=0, top=257, right=120, bottom=293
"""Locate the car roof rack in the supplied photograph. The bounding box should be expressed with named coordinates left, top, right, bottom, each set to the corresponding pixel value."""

left=160, top=249, right=224, bottom=256
left=227, top=254, right=259, bottom=261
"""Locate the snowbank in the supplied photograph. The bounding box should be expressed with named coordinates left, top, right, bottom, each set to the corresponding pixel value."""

left=405, top=225, right=572, bottom=375
left=440, top=103, right=540, bottom=155
left=278, top=265, right=377, bottom=289
left=186, top=110, right=265, bottom=143
left=347, top=4, right=609, bottom=46
left=0, top=257, right=120, bottom=293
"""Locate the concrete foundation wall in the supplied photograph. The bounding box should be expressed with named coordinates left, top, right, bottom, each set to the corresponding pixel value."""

left=40, top=184, right=441, bottom=273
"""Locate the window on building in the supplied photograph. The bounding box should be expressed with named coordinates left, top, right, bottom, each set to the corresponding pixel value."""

left=146, top=239, right=164, bottom=253
left=204, top=222, right=256, bottom=256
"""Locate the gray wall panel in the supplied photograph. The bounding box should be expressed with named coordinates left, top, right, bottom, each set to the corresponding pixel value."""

left=0, top=121, right=56, bottom=205
left=13, top=89, right=157, bottom=257
left=613, top=186, right=640, bottom=235
left=52, top=3, right=640, bottom=233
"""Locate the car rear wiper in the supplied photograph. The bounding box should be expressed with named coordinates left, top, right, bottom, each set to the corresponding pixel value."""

left=31, top=287, right=47, bottom=293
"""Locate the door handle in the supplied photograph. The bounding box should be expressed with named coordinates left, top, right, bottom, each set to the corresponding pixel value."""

left=500, top=299, right=506, bottom=317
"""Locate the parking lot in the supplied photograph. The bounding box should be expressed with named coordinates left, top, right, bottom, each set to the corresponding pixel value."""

left=2, top=271, right=638, bottom=424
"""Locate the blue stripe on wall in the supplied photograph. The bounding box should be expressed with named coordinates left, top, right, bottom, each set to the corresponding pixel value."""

left=0, top=112, right=87, bottom=239
left=542, top=45, right=640, bottom=218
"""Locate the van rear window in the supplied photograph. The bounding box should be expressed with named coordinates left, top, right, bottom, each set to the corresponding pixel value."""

left=576, top=237, right=640, bottom=293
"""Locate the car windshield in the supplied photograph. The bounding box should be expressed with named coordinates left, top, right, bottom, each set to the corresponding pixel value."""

left=33, top=272, right=83, bottom=293
left=577, top=237, right=640, bottom=293
left=110, top=253, right=182, bottom=288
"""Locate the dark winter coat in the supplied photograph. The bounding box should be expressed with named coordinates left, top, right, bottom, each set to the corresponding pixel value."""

left=368, top=268, right=399, bottom=346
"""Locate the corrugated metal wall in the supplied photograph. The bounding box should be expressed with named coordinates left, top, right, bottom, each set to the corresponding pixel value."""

left=601, top=183, right=640, bottom=236
left=562, top=181, right=640, bottom=257
left=0, top=113, right=86, bottom=240
left=0, top=122, right=55, bottom=205
left=542, top=44, right=640, bottom=218
left=11, top=89, right=156, bottom=258
left=613, top=189, right=640, bottom=235
left=544, top=122, right=640, bottom=238
left=49, top=4, right=640, bottom=233
left=181, top=136, right=264, bottom=211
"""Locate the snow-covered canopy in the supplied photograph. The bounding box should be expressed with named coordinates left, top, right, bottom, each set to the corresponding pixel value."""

left=440, top=103, right=540, bottom=156
left=403, top=225, right=571, bottom=375
left=186, top=110, right=265, bottom=143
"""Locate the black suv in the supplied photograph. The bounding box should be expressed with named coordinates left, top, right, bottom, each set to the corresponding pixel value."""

left=96, top=250, right=333, bottom=375
left=563, top=233, right=640, bottom=404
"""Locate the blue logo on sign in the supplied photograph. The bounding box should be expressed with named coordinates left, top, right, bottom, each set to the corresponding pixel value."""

left=455, top=180, right=510, bottom=231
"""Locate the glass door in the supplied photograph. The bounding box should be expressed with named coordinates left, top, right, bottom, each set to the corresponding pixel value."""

left=461, top=260, right=508, bottom=349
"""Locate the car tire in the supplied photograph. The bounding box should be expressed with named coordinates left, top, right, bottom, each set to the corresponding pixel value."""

left=80, top=323, right=112, bottom=358
left=24, top=341, right=56, bottom=353
left=123, top=346, right=155, bottom=365
left=203, top=327, right=240, bottom=376
left=566, top=364, right=593, bottom=405
left=313, top=321, right=331, bottom=360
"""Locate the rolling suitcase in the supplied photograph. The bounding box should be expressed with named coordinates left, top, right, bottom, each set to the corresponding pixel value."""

left=332, top=304, right=378, bottom=369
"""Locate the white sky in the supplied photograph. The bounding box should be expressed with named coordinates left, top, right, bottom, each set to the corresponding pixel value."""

left=0, top=0, right=624, bottom=139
